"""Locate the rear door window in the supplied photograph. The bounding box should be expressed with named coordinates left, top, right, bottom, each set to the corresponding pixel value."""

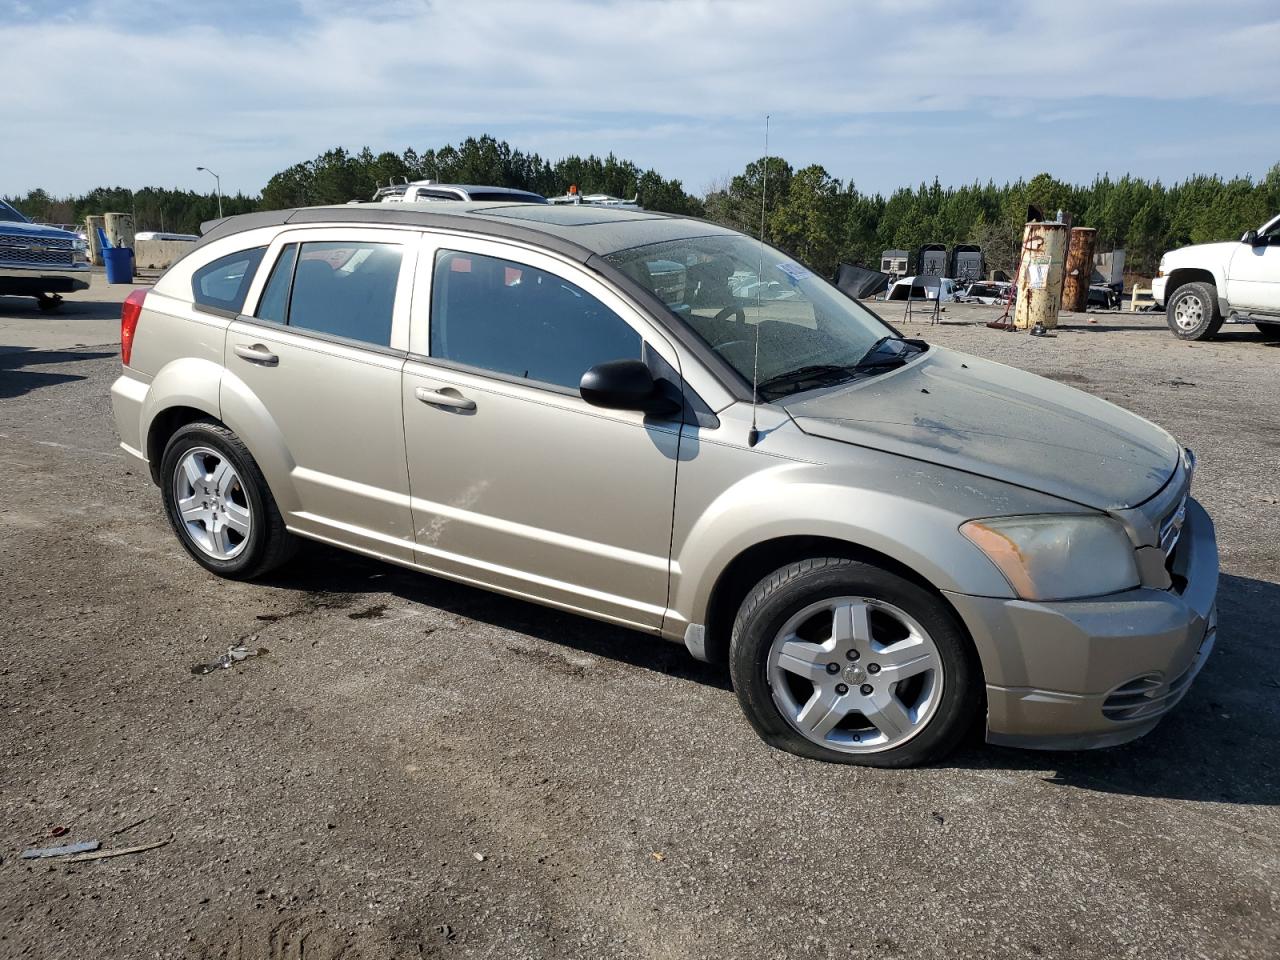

left=284, top=241, right=403, bottom=347
left=255, top=244, right=297, bottom=324
left=429, top=249, right=642, bottom=389
left=192, top=246, right=266, bottom=313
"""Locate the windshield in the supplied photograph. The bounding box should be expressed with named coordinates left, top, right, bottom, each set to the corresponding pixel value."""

left=605, top=233, right=907, bottom=398
left=0, top=200, right=31, bottom=223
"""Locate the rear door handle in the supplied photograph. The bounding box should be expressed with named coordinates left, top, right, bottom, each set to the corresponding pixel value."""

left=414, top=386, right=476, bottom=411
left=233, top=343, right=279, bottom=366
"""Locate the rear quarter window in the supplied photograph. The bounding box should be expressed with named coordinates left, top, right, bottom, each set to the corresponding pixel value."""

left=191, top=246, right=266, bottom=313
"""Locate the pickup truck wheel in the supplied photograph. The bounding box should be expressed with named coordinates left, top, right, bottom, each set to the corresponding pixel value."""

left=1255, top=323, right=1280, bottom=341
left=160, top=420, right=297, bottom=580
left=36, top=294, right=63, bottom=312
left=729, top=558, right=980, bottom=767
left=1166, top=282, right=1223, bottom=340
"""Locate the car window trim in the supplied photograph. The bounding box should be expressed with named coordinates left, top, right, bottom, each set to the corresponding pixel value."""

left=241, top=226, right=419, bottom=353
left=255, top=241, right=300, bottom=326
left=404, top=351, right=583, bottom=398
left=192, top=302, right=240, bottom=320
left=425, top=245, right=649, bottom=395
left=412, top=232, right=706, bottom=404
left=191, top=245, right=268, bottom=316
left=232, top=312, right=411, bottom=361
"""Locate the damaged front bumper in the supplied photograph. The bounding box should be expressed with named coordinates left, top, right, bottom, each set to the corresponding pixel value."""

left=945, top=498, right=1219, bottom=751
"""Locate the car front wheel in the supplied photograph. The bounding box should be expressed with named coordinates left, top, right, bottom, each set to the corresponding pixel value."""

left=160, top=420, right=297, bottom=579
left=729, top=557, right=980, bottom=767
left=1167, top=282, right=1223, bottom=340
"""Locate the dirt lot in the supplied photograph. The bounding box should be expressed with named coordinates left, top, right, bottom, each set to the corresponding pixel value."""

left=2, top=285, right=1278, bottom=959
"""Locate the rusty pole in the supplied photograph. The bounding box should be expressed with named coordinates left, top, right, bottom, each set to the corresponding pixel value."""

left=1013, top=221, right=1068, bottom=331
left=1061, top=227, right=1098, bottom=313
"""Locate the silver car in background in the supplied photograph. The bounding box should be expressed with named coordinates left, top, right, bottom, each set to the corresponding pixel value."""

left=110, top=203, right=1218, bottom=766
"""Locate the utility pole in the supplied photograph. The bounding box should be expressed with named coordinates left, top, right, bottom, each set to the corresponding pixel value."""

left=196, top=166, right=223, bottom=218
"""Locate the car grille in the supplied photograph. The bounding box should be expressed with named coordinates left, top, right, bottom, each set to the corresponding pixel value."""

left=0, top=235, right=75, bottom=267
left=1102, top=609, right=1217, bottom=722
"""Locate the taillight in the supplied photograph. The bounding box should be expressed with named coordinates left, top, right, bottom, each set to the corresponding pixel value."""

left=121, top=289, right=146, bottom=366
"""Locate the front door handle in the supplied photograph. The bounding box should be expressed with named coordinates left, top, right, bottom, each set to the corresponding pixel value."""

left=233, top=343, right=279, bottom=366
left=415, top=386, right=476, bottom=411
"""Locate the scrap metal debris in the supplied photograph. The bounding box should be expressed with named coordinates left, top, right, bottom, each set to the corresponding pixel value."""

left=191, top=641, right=269, bottom=675
left=22, top=840, right=100, bottom=859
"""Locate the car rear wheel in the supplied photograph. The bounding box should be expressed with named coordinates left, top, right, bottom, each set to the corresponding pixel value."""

left=160, top=420, right=297, bottom=579
left=729, top=557, right=980, bottom=767
left=1166, top=282, right=1223, bottom=340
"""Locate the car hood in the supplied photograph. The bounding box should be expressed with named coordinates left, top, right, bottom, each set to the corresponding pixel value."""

left=783, top=347, right=1179, bottom=510
left=0, top=220, right=79, bottom=240
left=1163, top=240, right=1238, bottom=266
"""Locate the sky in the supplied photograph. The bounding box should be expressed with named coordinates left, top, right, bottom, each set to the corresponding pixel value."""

left=3, top=0, right=1278, bottom=200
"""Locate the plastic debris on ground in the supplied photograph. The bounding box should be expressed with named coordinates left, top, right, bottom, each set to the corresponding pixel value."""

left=191, top=640, right=269, bottom=676
left=22, top=840, right=100, bottom=859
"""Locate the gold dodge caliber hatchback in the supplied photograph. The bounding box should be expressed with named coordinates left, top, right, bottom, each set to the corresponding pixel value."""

left=111, top=203, right=1219, bottom=766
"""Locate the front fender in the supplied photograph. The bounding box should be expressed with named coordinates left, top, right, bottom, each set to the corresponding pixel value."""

left=671, top=460, right=1041, bottom=632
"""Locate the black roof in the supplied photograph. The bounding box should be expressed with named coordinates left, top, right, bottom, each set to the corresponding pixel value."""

left=197, top=202, right=737, bottom=262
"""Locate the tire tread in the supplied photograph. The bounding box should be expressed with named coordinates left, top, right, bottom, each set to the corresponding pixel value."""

left=728, top=557, right=979, bottom=768
left=161, top=419, right=297, bottom=580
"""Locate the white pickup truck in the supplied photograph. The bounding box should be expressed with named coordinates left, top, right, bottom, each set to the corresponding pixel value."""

left=1153, top=213, right=1280, bottom=340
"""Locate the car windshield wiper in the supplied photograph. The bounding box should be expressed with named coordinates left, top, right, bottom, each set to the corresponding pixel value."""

left=755, top=363, right=859, bottom=398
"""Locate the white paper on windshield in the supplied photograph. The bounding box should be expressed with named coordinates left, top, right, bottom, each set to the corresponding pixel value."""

left=776, top=262, right=811, bottom=284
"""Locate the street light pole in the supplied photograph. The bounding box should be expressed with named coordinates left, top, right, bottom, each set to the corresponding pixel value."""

left=196, top=166, right=223, bottom=219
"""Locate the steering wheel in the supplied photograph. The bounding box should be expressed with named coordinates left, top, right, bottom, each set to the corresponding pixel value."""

left=714, top=305, right=746, bottom=324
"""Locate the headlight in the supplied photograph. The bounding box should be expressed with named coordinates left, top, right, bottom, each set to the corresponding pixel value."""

left=960, top=514, right=1139, bottom=601
left=72, top=238, right=89, bottom=263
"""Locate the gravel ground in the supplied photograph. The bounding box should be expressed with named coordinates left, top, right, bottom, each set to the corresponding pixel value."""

left=1, top=297, right=1277, bottom=959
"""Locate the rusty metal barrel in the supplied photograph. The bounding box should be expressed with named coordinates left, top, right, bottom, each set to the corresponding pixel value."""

left=1062, top=226, right=1098, bottom=313
left=1014, top=221, right=1068, bottom=330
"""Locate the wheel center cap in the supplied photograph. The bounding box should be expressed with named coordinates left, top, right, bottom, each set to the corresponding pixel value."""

left=842, top=664, right=866, bottom=685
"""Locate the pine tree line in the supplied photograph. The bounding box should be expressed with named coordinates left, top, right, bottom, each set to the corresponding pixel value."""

left=6, top=136, right=1277, bottom=277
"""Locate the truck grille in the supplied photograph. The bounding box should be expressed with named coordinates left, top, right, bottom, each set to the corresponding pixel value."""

left=0, top=235, right=75, bottom=267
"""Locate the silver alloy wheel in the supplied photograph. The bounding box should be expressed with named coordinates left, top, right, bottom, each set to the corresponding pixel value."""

left=173, top=446, right=252, bottom=560
left=1173, top=293, right=1204, bottom=331
left=766, top=596, right=943, bottom=754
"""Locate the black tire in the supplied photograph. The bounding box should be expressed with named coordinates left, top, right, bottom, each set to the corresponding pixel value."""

left=159, top=419, right=297, bottom=579
left=1166, top=282, right=1223, bottom=340
left=1255, top=323, right=1280, bottom=341
left=36, top=294, right=63, bottom=312
left=729, top=558, right=980, bottom=767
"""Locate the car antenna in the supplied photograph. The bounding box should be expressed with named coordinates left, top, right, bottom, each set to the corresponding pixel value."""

left=747, top=114, right=769, bottom=449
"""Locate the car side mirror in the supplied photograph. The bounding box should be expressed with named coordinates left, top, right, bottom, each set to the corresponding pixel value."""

left=580, top=359, right=681, bottom=416
left=1242, top=229, right=1259, bottom=245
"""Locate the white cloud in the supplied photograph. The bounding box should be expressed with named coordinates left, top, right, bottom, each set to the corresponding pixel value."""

left=2, top=0, right=1277, bottom=195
